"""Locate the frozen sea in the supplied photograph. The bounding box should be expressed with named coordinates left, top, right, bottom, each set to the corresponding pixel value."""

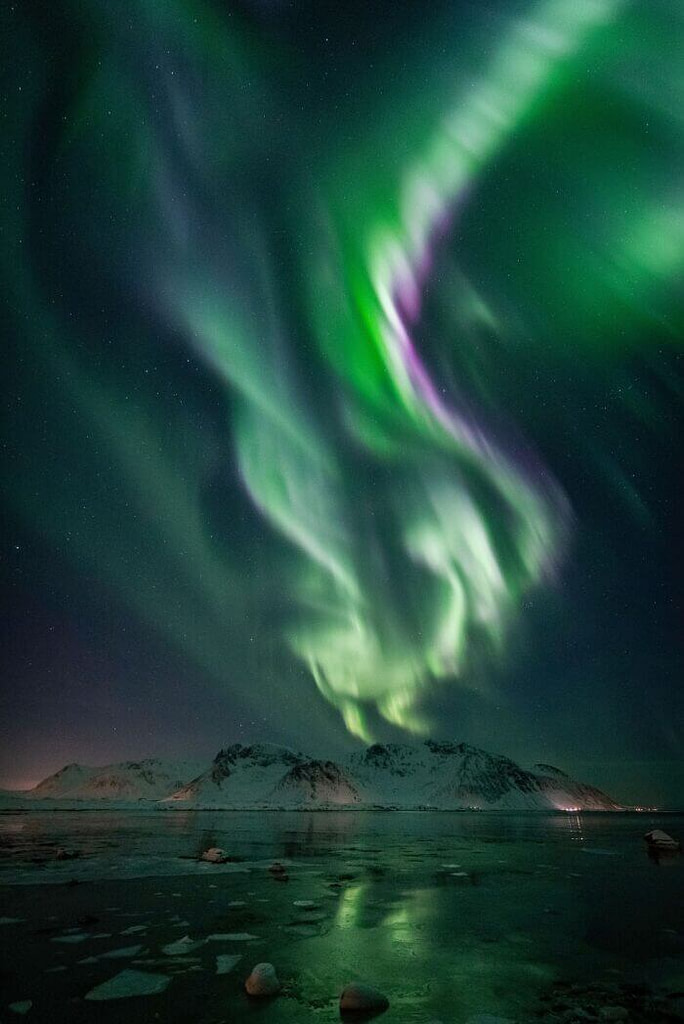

left=0, top=810, right=682, bottom=1022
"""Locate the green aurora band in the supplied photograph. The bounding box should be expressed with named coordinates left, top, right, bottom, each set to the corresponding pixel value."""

left=3, top=0, right=682, bottom=742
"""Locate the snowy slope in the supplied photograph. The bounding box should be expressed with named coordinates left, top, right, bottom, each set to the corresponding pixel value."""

left=29, top=763, right=97, bottom=799
left=272, top=760, right=362, bottom=807
left=350, top=741, right=621, bottom=810
left=163, top=743, right=308, bottom=807
left=164, top=745, right=365, bottom=809
left=25, top=758, right=205, bottom=803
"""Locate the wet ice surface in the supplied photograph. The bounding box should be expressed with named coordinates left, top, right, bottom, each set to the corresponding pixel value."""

left=85, top=969, right=171, bottom=1001
left=0, top=810, right=682, bottom=1022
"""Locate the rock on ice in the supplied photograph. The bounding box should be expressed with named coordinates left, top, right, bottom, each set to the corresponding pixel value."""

left=245, top=962, right=280, bottom=997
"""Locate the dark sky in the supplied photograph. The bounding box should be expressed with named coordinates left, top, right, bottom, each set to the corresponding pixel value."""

left=2, top=0, right=682, bottom=805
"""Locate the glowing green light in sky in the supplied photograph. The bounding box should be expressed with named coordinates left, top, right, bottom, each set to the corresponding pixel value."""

left=2, top=0, right=681, bottom=743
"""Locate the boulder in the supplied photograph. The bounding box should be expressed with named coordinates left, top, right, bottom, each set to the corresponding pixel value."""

left=200, top=847, right=228, bottom=863
left=644, top=830, right=679, bottom=850
left=245, top=962, right=280, bottom=997
left=268, top=861, right=287, bottom=874
left=340, top=982, right=389, bottom=1016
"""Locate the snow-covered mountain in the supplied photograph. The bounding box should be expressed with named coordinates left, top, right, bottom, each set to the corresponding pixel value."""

left=163, top=743, right=368, bottom=808
left=164, top=743, right=307, bottom=807
left=349, top=741, right=618, bottom=810
left=272, top=759, right=362, bottom=807
left=12, top=742, right=622, bottom=810
left=25, top=758, right=205, bottom=804
left=161, top=740, right=620, bottom=810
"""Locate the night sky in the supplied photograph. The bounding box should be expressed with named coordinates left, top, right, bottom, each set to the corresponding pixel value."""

left=2, top=0, right=682, bottom=805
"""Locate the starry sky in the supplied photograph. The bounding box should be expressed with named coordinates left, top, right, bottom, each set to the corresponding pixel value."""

left=2, top=0, right=682, bottom=805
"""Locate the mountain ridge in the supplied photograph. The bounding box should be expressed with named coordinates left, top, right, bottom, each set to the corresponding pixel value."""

left=11, top=741, right=623, bottom=810
left=26, top=757, right=206, bottom=803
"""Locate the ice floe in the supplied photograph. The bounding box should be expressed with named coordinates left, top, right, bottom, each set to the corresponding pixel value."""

left=162, top=936, right=204, bottom=956
left=101, top=945, right=144, bottom=959
left=216, top=953, right=243, bottom=975
left=85, top=969, right=171, bottom=1001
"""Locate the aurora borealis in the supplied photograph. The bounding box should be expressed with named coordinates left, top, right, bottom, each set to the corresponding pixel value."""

left=2, top=1, right=682, bottom=798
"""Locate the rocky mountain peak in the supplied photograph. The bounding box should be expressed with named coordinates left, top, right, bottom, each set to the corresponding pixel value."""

left=213, top=743, right=305, bottom=768
left=534, top=763, right=568, bottom=778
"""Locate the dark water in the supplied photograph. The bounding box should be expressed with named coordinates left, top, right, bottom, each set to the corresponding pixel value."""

left=0, top=811, right=682, bottom=1022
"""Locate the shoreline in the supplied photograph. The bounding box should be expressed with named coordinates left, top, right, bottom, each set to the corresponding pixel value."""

left=2, top=805, right=678, bottom=814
